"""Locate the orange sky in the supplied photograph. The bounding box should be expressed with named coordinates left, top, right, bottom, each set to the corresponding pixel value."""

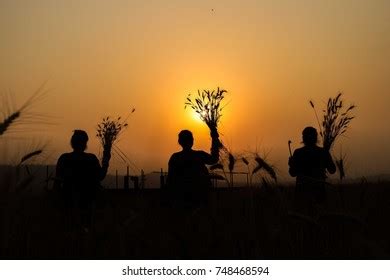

left=1, top=0, right=390, bottom=180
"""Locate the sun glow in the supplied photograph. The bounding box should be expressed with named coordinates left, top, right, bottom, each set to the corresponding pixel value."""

left=191, top=111, right=204, bottom=122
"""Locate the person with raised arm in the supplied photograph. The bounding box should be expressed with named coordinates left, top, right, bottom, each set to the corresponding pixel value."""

left=55, top=130, right=111, bottom=232
left=166, top=128, right=221, bottom=209
left=289, top=126, right=336, bottom=204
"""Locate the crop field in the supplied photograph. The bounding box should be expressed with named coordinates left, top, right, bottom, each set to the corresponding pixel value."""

left=1, top=182, right=389, bottom=259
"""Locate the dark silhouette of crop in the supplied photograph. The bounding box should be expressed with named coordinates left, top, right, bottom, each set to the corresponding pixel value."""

left=310, top=93, right=356, bottom=179
left=185, top=88, right=226, bottom=133
left=96, top=108, right=135, bottom=163
left=310, top=93, right=355, bottom=152
left=0, top=83, right=49, bottom=136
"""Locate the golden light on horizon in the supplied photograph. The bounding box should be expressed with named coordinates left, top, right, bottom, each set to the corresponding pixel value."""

left=1, top=0, right=390, bottom=176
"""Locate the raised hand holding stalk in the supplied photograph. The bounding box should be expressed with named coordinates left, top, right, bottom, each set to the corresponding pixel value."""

left=185, top=87, right=226, bottom=150
left=96, top=109, right=134, bottom=167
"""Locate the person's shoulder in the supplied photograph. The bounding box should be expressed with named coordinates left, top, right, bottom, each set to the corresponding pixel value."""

left=309, top=146, right=331, bottom=158
left=192, top=150, right=209, bottom=156
left=58, top=152, right=72, bottom=161
left=170, top=151, right=183, bottom=158
left=189, top=149, right=206, bottom=154
left=169, top=151, right=182, bottom=162
left=85, top=153, right=99, bottom=161
left=315, top=146, right=328, bottom=154
left=294, top=146, right=305, bottom=152
left=293, top=147, right=305, bottom=155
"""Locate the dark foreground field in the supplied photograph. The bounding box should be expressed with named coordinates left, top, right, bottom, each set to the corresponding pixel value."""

left=1, top=182, right=390, bottom=259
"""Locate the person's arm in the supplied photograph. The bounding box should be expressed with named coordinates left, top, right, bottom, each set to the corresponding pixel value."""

left=93, top=151, right=111, bottom=181
left=288, top=151, right=298, bottom=177
left=53, top=155, right=64, bottom=189
left=166, top=155, right=177, bottom=189
left=204, top=128, right=221, bottom=165
left=326, top=151, right=336, bottom=174
left=100, top=149, right=111, bottom=180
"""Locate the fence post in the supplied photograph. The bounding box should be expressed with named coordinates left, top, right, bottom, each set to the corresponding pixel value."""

left=131, top=176, right=139, bottom=190
left=115, top=170, right=118, bottom=189
left=46, top=165, right=49, bottom=190
left=160, top=168, right=165, bottom=189
left=140, top=169, right=145, bottom=189
left=124, top=166, right=130, bottom=190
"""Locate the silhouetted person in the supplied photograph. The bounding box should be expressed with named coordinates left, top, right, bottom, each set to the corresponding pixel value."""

left=54, top=130, right=110, bottom=232
left=165, top=129, right=220, bottom=257
left=166, top=129, right=221, bottom=209
left=289, top=127, right=336, bottom=205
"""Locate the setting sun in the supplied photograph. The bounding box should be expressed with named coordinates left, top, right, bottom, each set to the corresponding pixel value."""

left=2, top=0, right=390, bottom=262
left=191, top=111, right=204, bottom=123
left=0, top=0, right=389, bottom=177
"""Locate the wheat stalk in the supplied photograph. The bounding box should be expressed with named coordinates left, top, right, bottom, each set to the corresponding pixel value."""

left=309, top=100, right=323, bottom=137
left=208, top=148, right=237, bottom=187
left=322, top=93, right=355, bottom=151
left=227, top=152, right=236, bottom=187
left=310, top=93, right=355, bottom=151
left=335, top=149, right=347, bottom=181
left=0, top=112, right=20, bottom=136
left=252, top=154, right=277, bottom=183
left=20, top=150, right=43, bottom=165
left=96, top=108, right=134, bottom=163
left=96, top=116, right=128, bottom=149
left=185, top=87, right=227, bottom=140
left=0, top=83, right=49, bottom=136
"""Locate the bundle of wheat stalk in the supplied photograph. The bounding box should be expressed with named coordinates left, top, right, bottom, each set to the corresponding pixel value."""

left=310, top=93, right=355, bottom=179
left=96, top=108, right=135, bottom=160
left=185, top=87, right=226, bottom=143
left=310, top=93, right=355, bottom=152
left=96, top=117, right=126, bottom=149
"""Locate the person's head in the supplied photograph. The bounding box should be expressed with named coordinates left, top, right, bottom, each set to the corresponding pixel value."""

left=178, top=130, right=193, bottom=150
left=302, top=126, right=318, bottom=146
left=71, top=130, right=88, bottom=152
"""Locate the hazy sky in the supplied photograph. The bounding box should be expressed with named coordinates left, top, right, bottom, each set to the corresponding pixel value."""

left=1, top=0, right=390, bottom=180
